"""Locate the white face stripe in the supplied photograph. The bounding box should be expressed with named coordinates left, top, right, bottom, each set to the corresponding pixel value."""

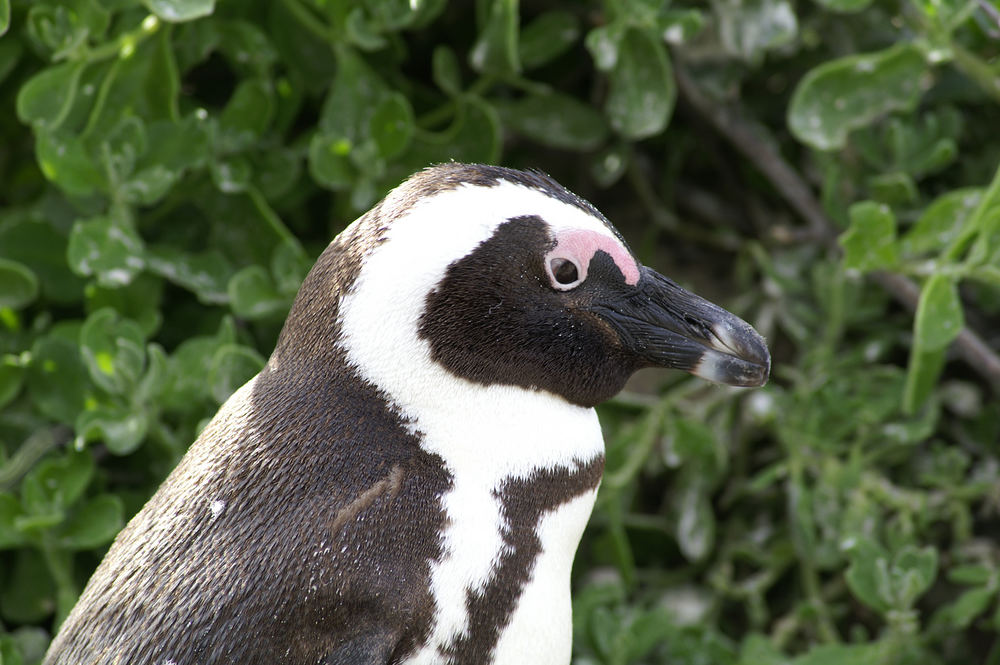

left=337, top=179, right=608, bottom=663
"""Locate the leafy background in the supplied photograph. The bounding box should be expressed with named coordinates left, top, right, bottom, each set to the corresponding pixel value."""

left=1, top=0, right=999, bottom=663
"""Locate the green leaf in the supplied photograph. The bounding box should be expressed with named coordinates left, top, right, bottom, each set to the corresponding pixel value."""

left=739, top=633, right=788, bottom=665
left=345, top=7, right=388, bottom=51
left=792, top=643, right=883, bottom=665
left=228, top=265, right=290, bottom=320
left=209, top=344, right=265, bottom=403
left=85, top=273, right=164, bottom=337
left=0, top=355, right=25, bottom=409
left=271, top=240, right=311, bottom=296
left=161, top=319, right=237, bottom=410
left=0, top=221, right=81, bottom=305
left=810, top=0, right=873, bottom=13
left=585, top=22, right=624, bottom=71
left=676, top=476, right=715, bottom=562
left=469, top=0, right=520, bottom=76
left=0, top=0, right=8, bottom=36
left=16, top=61, right=85, bottom=130
left=841, top=201, right=898, bottom=271
left=144, top=0, right=215, bottom=22
left=27, top=334, right=92, bottom=424
left=0, top=259, right=39, bottom=309
left=868, top=171, right=917, bottom=205
left=370, top=93, right=415, bottom=159
left=121, top=164, right=179, bottom=205
left=76, top=405, right=148, bottom=455
left=79, top=308, right=147, bottom=395
left=893, top=545, right=938, bottom=607
left=146, top=247, right=232, bottom=304
left=497, top=92, right=608, bottom=151
left=219, top=78, right=274, bottom=151
left=789, top=43, right=928, bottom=151
left=0, top=36, right=23, bottom=87
left=57, top=494, right=123, bottom=549
left=309, top=133, right=356, bottom=190
left=0, top=550, right=55, bottom=624
left=901, top=188, right=981, bottom=257
left=903, top=345, right=947, bottom=413
left=948, top=563, right=994, bottom=585
left=210, top=156, right=252, bottom=193
left=913, top=273, right=963, bottom=352
left=253, top=148, right=301, bottom=199
left=937, top=586, right=996, bottom=629
left=432, top=46, right=462, bottom=95
left=319, top=48, right=388, bottom=143
left=102, top=116, right=148, bottom=181
left=659, top=10, right=706, bottom=44
left=0, top=493, right=26, bottom=549
left=605, top=28, right=676, bottom=140
left=67, top=215, right=145, bottom=288
left=36, top=130, right=104, bottom=196
left=519, top=10, right=579, bottom=69
left=716, top=0, right=798, bottom=62
left=21, top=450, right=94, bottom=515
left=143, top=113, right=211, bottom=174
left=845, top=536, right=892, bottom=613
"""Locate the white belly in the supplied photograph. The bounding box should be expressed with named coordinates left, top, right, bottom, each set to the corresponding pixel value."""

left=492, top=489, right=598, bottom=664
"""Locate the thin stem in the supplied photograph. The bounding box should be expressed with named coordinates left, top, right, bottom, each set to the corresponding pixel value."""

left=280, top=0, right=334, bottom=43
left=246, top=185, right=306, bottom=257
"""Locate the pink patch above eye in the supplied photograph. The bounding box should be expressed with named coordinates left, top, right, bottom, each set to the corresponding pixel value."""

left=547, top=229, right=640, bottom=286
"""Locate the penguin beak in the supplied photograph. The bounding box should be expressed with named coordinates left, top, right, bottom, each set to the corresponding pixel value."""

left=589, top=267, right=770, bottom=387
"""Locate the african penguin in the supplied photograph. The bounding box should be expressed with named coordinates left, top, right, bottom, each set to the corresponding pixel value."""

left=44, top=163, right=769, bottom=665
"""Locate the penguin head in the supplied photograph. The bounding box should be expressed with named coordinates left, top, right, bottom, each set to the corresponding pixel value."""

left=281, top=163, right=769, bottom=409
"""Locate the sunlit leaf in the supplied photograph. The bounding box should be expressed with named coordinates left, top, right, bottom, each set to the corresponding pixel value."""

left=789, top=44, right=928, bottom=150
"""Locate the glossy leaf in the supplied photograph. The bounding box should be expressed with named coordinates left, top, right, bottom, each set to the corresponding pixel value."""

left=0, top=259, right=39, bottom=309
left=67, top=215, right=145, bottom=288
left=26, top=334, right=92, bottom=424
left=79, top=308, right=146, bottom=395
left=35, top=130, right=104, bottom=196
left=716, top=0, right=798, bottom=62
left=810, top=0, right=873, bottom=12
left=370, top=93, right=415, bottom=159
left=146, top=246, right=232, bottom=304
left=20, top=451, right=94, bottom=515
left=432, top=46, right=462, bottom=95
left=913, top=274, right=963, bottom=352
left=901, top=187, right=981, bottom=257
left=469, top=0, right=520, bottom=76
left=605, top=28, right=675, bottom=140
left=76, top=405, right=148, bottom=455
left=841, top=201, right=898, bottom=271
left=209, top=344, right=264, bottom=403
left=219, top=79, right=274, bottom=150
left=309, top=133, right=356, bottom=190
left=498, top=92, right=608, bottom=151
left=789, top=44, right=927, bottom=150
left=57, top=494, right=123, bottom=548
left=16, top=61, right=84, bottom=130
left=519, top=10, right=579, bottom=69
left=144, top=0, right=215, bottom=22
left=228, top=265, right=289, bottom=320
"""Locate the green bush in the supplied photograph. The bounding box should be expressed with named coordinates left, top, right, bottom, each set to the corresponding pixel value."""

left=1, top=0, right=999, bottom=663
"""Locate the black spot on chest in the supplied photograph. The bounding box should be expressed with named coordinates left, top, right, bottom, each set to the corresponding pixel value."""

left=445, top=456, right=605, bottom=663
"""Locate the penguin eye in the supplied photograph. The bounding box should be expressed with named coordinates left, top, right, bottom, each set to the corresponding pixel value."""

left=549, top=258, right=582, bottom=290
